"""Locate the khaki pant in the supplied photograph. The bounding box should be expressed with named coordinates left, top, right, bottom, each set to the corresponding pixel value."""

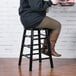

left=37, top=16, right=61, bottom=33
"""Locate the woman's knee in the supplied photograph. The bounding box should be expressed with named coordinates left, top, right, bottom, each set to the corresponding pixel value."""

left=58, top=22, right=61, bottom=30
left=55, top=21, right=61, bottom=33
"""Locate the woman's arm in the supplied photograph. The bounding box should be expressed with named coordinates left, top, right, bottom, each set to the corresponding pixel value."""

left=28, top=0, right=52, bottom=11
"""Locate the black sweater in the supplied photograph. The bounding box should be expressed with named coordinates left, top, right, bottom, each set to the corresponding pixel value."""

left=19, top=0, right=52, bottom=28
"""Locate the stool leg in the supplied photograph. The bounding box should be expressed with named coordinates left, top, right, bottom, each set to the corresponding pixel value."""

left=46, top=30, right=54, bottom=68
left=38, top=30, right=42, bottom=63
left=18, top=29, right=26, bottom=66
left=29, top=29, right=33, bottom=71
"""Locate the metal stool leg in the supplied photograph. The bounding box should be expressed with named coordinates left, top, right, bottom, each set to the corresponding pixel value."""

left=46, top=29, right=54, bottom=68
left=29, top=29, right=33, bottom=71
left=18, top=29, right=26, bottom=66
left=38, top=30, right=42, bottom=63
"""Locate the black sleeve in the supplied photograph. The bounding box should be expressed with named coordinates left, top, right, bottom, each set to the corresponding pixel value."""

left=28, top=0, right=52, bottom=11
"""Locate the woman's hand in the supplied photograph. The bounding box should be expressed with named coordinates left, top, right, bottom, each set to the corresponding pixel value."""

left=51, top=0, right=60, bottom=5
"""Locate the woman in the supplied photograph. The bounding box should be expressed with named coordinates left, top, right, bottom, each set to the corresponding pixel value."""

left=19, top=0, right=61, bottom=57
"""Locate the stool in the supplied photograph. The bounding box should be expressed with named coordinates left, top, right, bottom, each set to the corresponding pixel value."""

left=18, top=28, right=54, bottom=71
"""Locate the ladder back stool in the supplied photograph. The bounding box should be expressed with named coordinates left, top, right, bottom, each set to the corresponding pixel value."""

left=18, top=28, right=54, bottom=71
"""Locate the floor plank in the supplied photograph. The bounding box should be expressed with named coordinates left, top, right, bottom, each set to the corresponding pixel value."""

left=0, top=58, right=76, bottom=76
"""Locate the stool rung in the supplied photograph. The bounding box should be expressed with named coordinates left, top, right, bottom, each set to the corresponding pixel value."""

left=33, top=37, right=46, bottom=40
left=25, top=34, right=46, bottom=37
left=24, top=35, right=38, bottom=38
left=25, top=35, right=42, bottom=37
left=33, top=48, right=40, bottom=50
left=33, top=57, right=49, bottom=61
left=24, top=43, right=43, bottom=47
left=40, top=34, right=46, bottom=36
left=24, top=45, right=31, bottom=48
left=22, top=53, right=39, bottom=56
left=33, top=48, right=46, bottom=50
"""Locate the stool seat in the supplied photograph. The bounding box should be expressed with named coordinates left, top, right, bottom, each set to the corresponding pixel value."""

left=18, top=28, right=54, bottom=71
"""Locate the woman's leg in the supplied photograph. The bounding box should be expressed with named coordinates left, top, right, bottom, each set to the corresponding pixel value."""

left=36, top=16, right=61, bottom=57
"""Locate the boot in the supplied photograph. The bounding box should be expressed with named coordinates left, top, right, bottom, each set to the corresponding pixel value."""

left=50, top=31, right=61, bottom=57
left=41, top=29, right=51, bottom=55
left=41, top=39, right=61, bottom=57
left=50, top=41, right=61, bottom=57
left=41, top=39, right=48, bottom=55
left=42, top=31, right=61, bottom=57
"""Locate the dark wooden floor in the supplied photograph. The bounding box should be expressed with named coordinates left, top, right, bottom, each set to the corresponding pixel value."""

left=0, top=58, right=76, bottom=76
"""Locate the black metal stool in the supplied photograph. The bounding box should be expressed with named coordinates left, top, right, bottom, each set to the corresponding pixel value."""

left=18, top=28, right=54, bottom=71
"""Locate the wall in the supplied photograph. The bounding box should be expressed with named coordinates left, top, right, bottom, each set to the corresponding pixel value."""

left=0, top=0, right=76, bottom=58
left=0, top=0, right=23, bottom=57
left=47, top=4, right=76, bottom=58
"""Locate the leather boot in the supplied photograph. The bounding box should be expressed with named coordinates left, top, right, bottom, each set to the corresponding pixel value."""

left=42, top=31, right=61, bottom=57
left=42, top=39, right=61, bottom=57
left=41, top=39, right=48, bottom=55
left=50, top=31, right=61, bottom=57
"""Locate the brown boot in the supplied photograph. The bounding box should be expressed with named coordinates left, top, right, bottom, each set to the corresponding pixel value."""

left=41, top=40, right=61, bottom=57
left=51, top=41, right=61, bottom=57
left=50, top=31, right=61, bottom=57
left=41, top=29, right=51, bottom=55
left=42, top=31, right=61, bottom=57
left=41, top=39, right=48, bottom=55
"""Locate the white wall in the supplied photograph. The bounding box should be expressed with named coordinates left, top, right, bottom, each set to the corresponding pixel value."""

left=0, top=0, right=23, bottom=57
left=47, top=4, right=76, bottom=58
left=0, top=0, right=76, bottom=58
